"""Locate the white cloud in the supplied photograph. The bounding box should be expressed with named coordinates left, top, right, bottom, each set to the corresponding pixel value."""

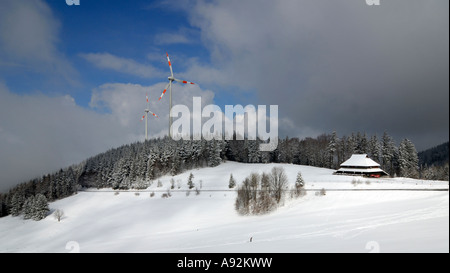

left=80, top=52, right=164, bottom=78
left=0, top=80, right=215, bottom=191
left=184, top=0, right=449, bottom=150
left=0, top=0, right=77, bottom=84
left=0, top=83, right=124, bottom=192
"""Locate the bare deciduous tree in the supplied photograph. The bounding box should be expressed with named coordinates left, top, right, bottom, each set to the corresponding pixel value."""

left=235, top=167, right=288, bottom=215
left=54, top=209, right=64, bottom=222
left=269, top=167, right=289, bottom=204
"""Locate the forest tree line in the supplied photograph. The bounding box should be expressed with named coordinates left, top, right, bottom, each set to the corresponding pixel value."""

left=1, top=131, right=448, bottom=218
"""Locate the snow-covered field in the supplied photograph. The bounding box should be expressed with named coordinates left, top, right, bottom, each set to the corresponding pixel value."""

left=0, top=162, right=448, bottom=253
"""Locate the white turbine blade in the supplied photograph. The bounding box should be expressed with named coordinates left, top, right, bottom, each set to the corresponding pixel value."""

left=148, top=110, right=159, bottom=118
left=158, top=82, right=170, bottom=101
left=141, top=115, right=145, bottom=121
left=166, top=52, right=173, bottom=77
left=173, top=78, right=195, bottom=85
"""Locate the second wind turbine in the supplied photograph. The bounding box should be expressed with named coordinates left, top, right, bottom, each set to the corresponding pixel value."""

left=158, top=52, right=195, bottom=138
left=141, top=93, right=158, bottom=141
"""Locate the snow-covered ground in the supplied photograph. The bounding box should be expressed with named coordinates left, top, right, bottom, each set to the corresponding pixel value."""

left=0, top=162, right=448, bottom=252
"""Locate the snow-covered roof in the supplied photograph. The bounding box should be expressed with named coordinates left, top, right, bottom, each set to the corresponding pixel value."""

left=340, top=154, right=380, bottom=167
left=336, top=167, right=386, bottom=174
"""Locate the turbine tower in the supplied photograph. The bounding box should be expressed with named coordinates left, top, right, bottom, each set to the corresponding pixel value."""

left=141, top=93, right=158, bottom=140
left=158, top=52, right=195, bottom=137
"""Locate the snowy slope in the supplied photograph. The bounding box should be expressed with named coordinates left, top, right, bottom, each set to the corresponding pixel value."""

left=0, top=162, right=448, bottom=253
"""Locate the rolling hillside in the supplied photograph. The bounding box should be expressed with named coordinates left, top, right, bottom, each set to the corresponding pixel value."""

left=0, top=162, right=448, bottom=253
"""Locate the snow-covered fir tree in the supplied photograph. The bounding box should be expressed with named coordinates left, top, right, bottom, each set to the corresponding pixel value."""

left=208, top=139, right=222, bottom=167
left=228, top=174, right=236, bottom=189
left=368, top=135, right=381, bottom=163
left=398, top=139, right=419, bottom=178
left=22, top=196, right=35, bottom=220
left=247, top=140, right=261, bottom=163
left=326, top=131, right=339, bottom=169
left=33, top=194, right=49, bottom=221
left=382, top=131, right=396, bottom=175
left=10, top=193, right=24, bottom=217
left=295, top=172, right=305, bottom=188
left=187, top=173, right=195, bottom=189
left=355, top=132, right=369, bottom=154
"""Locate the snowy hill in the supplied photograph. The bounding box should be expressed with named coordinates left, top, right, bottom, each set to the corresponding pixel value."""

left=0, top=162, right=448, bottom=253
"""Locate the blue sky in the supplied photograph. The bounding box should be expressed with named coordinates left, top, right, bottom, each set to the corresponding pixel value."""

left=3, top=1, right=225, bottom=105
left=0, top=0, right=448, bottom=191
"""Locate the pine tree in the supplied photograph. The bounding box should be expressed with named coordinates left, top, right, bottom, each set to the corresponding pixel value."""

left=23, top=196, right=35, bottom=220
left=66, top=167, right=78, bottom=195
left=187, top=173, right=195, bottom=189
left=0, top=195, right=6, bottom=218
left=398, top=139, right=409, bottom=177
left=326, top=131, right=339, bottom=169
left=294, top=172, right=306, bottom=197
left=128, top=159, right=138, bottom=182
left=247, top=140, right=261, bottom=163
left=228, top=174, right=236, bottom=189
left=49, top=177, right=58, bottom=201
left=208, top=139, right=222, bottom=167
left=398, top=139, right=419, bottom=178
left=347, top=133, right=357, bottom=156
left=33, top=194, right=49, bottom=221
left=171, top=153, right=181, bottom=175
left=441, top=163, right=449, bottom=181
left=295, top=172, right=305, bottom=188
left=368, top=135, right=381, bottom=163
left=382, top=131, right=395, bottom=175
left=355, top=132, right=368, bottom=154
left=10, top=193, right=25, bottom=217
left=147, top=151, right=157, bottom=181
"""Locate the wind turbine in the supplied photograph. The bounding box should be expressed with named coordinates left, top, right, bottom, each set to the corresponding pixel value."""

left=141, top=93, right=158, bottom=141
left=158, top=52, right=195, bottom=137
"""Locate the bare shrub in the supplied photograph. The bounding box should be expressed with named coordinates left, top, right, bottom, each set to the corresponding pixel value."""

left=351, top=178, right=363, bottom=186
left=315, top=188, right=326, bottom=196
left=235, top=167, right=289, bottom=215
left=53, top=209, right=64, bottom=222
left=149, top=192, right=155, bottom=198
